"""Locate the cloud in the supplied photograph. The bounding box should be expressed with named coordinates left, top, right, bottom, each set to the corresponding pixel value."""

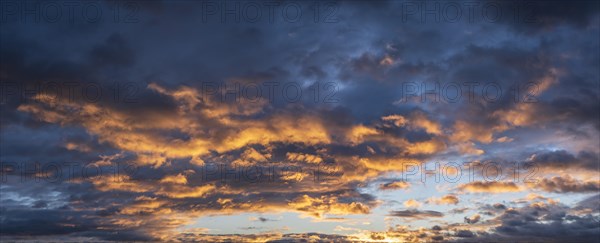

left=171, top=233, right=355, bottom=242
left=403, top=199, right=421, bottom=208
left=17, top=83, right=338, bottom=168
left=464, top=214, right=481, bottom=224
left=458, top=181, right=522, bottom=193
left=531, top=176, right=600, bottom=193
left=525, top=150, right=599, bottom=171
left=159, top=173, right=188, bottom=185
left=288, top=195, right=371, bottom=218
left=249, top=216, right=275, bottom=223
left=478, top=197, right=600, bottom=242
left=378, top=181, right=410, bottom=190
left=381, top=112, right=442, bottom=135
left=454, top=230, right=475, bottom=238
left=428, top=195, right=460, bottom=205
left=388, top=210, right=444, bottom=219
left=89, top=33, right=136, bottom=67
left=1, top=0, right=599, bottom=241
left=286, top=152, right=323, bottom=164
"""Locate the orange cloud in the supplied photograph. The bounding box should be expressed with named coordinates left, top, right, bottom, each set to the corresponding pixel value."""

left=404, top=199, right=421, bottom=208
left=288, top=195, right=370, bottom=218
left=458, top=181, right=522, bottom=193
left=428, top=195, right=460, bottom=205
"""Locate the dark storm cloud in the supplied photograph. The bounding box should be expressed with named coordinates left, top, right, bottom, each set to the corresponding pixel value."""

left=493, top=207, right=600, bottom=241
left=533, top=176, right=600, bottom=193
left=89, top=33, right=136, bottom=68
left=454, top=229, right=475, bottom=238
left=526, top=150, right=599, bottom=171
left=462, top=196, right=600, bottom=242
left=491, top=0, right=600, bottom=32
left=0, top=208, right=95, bottom=236
left=575, top=194, right=600, bottom=211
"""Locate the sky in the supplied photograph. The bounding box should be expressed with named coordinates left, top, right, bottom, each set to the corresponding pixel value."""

left=0, top=0, right=599, bottom=242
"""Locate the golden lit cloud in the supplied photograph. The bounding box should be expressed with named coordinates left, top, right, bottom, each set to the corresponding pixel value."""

left=458, top=181, right=522, bottom=193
